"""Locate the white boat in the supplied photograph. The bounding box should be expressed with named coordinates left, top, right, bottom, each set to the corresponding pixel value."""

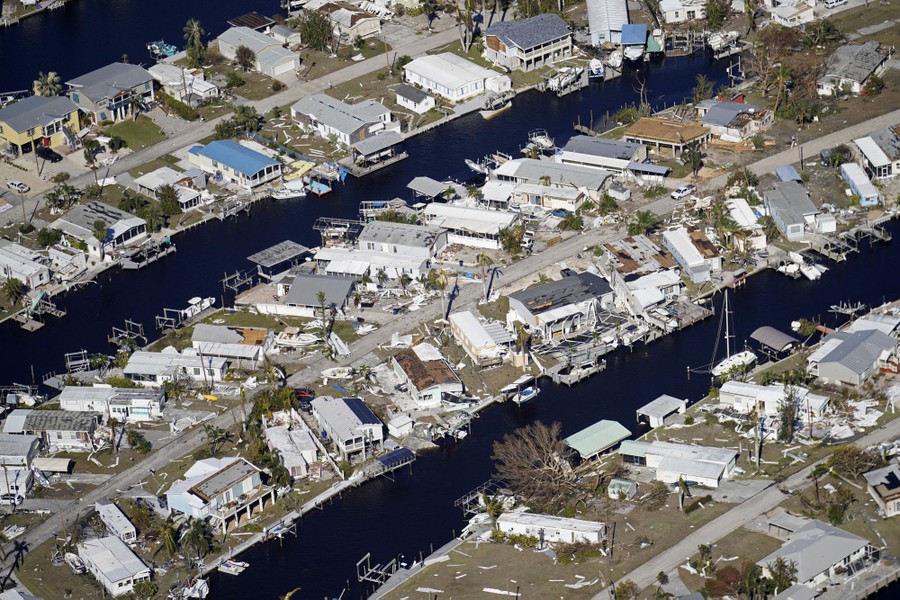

left=778, top=262, right=800, bottom=276
left=589, top=58, right=605, bottom=78
left=173, top=578, right=210, bottom=599
left=182, top=297, right=215, bottom=319
left=501, top=375, right=540, bottom=406
left=546, top=66, right=583, bottom=92
left=623, top=46, right=645, bottom=62
left=605, top=50, right=623, bottom=70
left=480, top=91, right=514, bottom=120
left=708, top=31, right=740, bottom=51
left=464, top=158, right=488, bottom=174
left=65, top=552, right=86, bottom=575
left=710, top=290, right=757, bottom=378
left=799, top=264, right=822, bottom=281
left=527, top=128, right=555, bottom=150
left=271, top=187, right=306, bottom=200
left=321, top=367, right=354, bottom=380
left=512, top=385, right=540, bottom=406
left=217, top=559, right=249, bottom=575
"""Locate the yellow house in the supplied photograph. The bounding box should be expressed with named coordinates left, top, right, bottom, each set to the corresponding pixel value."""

left=0, top=95, right=80, bottom=155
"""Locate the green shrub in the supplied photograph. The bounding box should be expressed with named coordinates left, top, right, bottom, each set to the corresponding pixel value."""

left=272, top=81, right=284, bottom=92
left=684, top=415, right=695, bottom=425
left=158, top=91, right=200, bottom=121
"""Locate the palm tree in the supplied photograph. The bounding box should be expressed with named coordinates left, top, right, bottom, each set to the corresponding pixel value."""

left=182, top=517, right=214, bottom=561
left=156, top=517, right=180, bottom=558
left=376, top=269, right=388, bottom=288
left=399, top=273, right=411, bottom=292
left=656, top=571, right=669, bottom=594
left=684, top=140, right=703, bottom=177
left=476, top=252, right=493, bottom=302
left=184, top=18, right=206, bottom=69
left=434, top=269, right=449, bottom=318
left=481, top=492, right=504, bottom=529
left=92, top=219, right=109, bottom=259
left=627, top=210, right=659, bottom=236
left=771, top=64, right=792, bottom=116
left=810, top=463, right=830, bottom=504
left=203, top=424, right=233, bottom=457
left=2, top=278, right=26, bottom=306
left=32, top=71, right=62, bottom=97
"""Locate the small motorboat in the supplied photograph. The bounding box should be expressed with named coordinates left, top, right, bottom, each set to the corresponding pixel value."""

left=708, top=30, right=740, bottom=51
left=480, top=90, right=514, bottom=120
left=605, top=50, right=623, bottom=70
left=271, top=187, right=307, bottom=200
left=65, top=552, right=86, bottom=575
left=217, top=559, right=249, bottom=576
left=624, top=46, right=645, bottom=62
left=589, top=58, right=605, bottom=78
left=147, top=39, right=178, bottom=59
left=321, top=367, right=354, bottom=380
left=182, top=296, right=215, bottom=319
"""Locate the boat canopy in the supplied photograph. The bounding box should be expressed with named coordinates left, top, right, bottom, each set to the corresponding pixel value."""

left=750, top=326, right=799, bottom=353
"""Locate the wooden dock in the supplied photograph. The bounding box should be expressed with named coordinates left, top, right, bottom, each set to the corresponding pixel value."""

left=341, top=151, right=408, bottom=177
left=121, top=241, right=176, bottom=270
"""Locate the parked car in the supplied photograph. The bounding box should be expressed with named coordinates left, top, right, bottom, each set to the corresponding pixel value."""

left=6, top=180, right=30, bottom=193
left=551, top=208, right=572, bottom=218
left=293, top=388, right=315, bottom=400
left=670, top=184, right=696, bottom=200
left=36, top=146, right=63, bottom=163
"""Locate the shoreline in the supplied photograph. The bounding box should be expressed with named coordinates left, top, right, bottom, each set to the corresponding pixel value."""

left=0, top=0, right=70, bottom=27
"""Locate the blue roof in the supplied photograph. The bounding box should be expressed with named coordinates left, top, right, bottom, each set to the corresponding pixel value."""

left=377, top=447, right=415, bottom=469
left=343, top=397, right=381, bottom=426
left=188, top=140, right=279, bottom=178
left=621, top=24, right=648, bottom=45
left=775, top=165, right=803, bottom=182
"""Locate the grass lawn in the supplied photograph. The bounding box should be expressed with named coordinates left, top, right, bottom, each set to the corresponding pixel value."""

left=128, top=155, right=181, bottom=178
left=196, top=100, right=234, bottom=121
left=104, top=116, right=167, bottom=150
left=659, top=158, right=691, bottom=179
left=207, top=66, right=276, bottom=101
left=830, top=0, right=900, bottom=45
left=90, top=184, right=129, bottom=209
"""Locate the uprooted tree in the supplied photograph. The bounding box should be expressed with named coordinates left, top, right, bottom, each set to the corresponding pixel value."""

left=827, top=444, right=886, bottom=478
left=491, top=420, right=578, bottom=512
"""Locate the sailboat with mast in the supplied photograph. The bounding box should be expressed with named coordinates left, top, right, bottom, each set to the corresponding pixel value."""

left=710, top=290, right=757, bottom=378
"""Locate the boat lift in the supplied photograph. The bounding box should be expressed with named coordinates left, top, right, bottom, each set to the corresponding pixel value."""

left=155, top=308, right=184, bottom=331
left=64, top=350, right=91, bottom=373
left=108, top=320, right=146, bottom=347
left=221, top=270, right=255, bottom=295
left=454, top=479, right=505, bottom=515
left=356, top=552, right=399, bottom=584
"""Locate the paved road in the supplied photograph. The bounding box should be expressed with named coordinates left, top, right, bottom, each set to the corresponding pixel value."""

left=593, top=416, right=900, bottom=597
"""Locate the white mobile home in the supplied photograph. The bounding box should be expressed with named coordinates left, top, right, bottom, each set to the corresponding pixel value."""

left=78, top=536, right=151, bottom=597
left=403, top=53, right=511, bottom=102
left=496, top=510, right=606, bottom=545
left=95, top=499, right=137, bottom=543
left=59, top=386, right=165, bottom=422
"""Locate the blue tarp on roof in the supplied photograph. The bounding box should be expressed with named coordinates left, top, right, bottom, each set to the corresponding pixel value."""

left=188, top=139, right=279, bottom=178
left=775, top=165, right=803, bottom=183
left=621, top=24, right=648, bottom=45
left=376, top=447, right=415, bottom=469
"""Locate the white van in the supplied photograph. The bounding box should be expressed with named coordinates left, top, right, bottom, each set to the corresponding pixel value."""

left=824, top=0, right=847, bottom=8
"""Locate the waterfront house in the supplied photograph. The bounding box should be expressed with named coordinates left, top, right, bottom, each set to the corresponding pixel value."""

left=619, top=440, right=738, bottom=488
left=507, top=272, right=612, bottom=338
left=59, top=385, right=165, bottom=422
left=291, top=93, right=394, bottom=147
left=148, top=64, right=219, bottom=107
left=482, top=13, right=572, bottom=72
left=0, top=243, right=51, bottom=288
left=770, top=0, right=814, bottom=28
left=66, top=62, right=154, bottom=123
left=391, top=343, right=464, bottom=408
left=718, top=381, right=830, bottom=419
left=620, top=269, right=684, bottom=312
left=423, top=203, right=519, bottom=250
left=847, top=314, right=900, bottom=337
left=281, top=272, right=357, bottom=317
left=493, top=158, right=612, bottom=200
left=123, top=349, right=229, bottom=387
left=0, top=433, right=39, bottom=498
left=496, top=510, right=606, bottom=545
left=762, top=181, right=818, bottom=241
left=864, top=463, right=900, bottom=517
left=449, top=310, right=513, bottom=367
left=216, top=27, right=300, bottom=77
left=267, top=23, right=303, bottom=47
left=358, top=221, right=447, bottom=263
left=840, top=163, right=880, bottom=206
left=165, top=456, right=275, bottom=533
left=636, top=395, right=687, bottom=428
left=623, top=118, right=710, bottom=157
left=816, top=42, right=890, bottom=97
left=659, top=0, right=706, bottom=23
left=603, top=234, right=677, bottom=276
left=188, top=140, right=282, bottom=189
left=511, top=183, right=587, bottom=212
left=265, top=423, right=319, bottom=478
left=51, top=201, right=147, bottom=258
left=313, top=0, right=382, bottom=40
left=854, top=126, right=900, bottom=180
left=133, top=166, right=204, bottom=211
left=78, top=535, right=151, bottom=597
left=395, top=84, right=435, bottom=114
left=191, top=324, right=274, bottom=368
left=757, top=520, right=876, bottom=587
left=586, top=0, right=628, bottom=45
left=313, top=246, right=427, bottom=279
left=310, top=396, right=384, bottom=463
left=662, top=226, right=721, bottom=283
left=0, top=95, right=80, bottom=155
left=565, top=419, right=631, bottom=460
left=556, top=136, right=647, bottom=173
left=247, top=240, right=311, bottom=281
left=807, top=329, right=898, bottom=386
left=4, top=409, right=101, bottom=452
left=95, top=499, right=137, bottom=543
left=403, top=53, right=511, bottom=103
left=695, top=99, right=773, bottom=142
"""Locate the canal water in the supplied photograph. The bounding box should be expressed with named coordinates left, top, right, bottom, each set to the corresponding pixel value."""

left=3, top=8, right=900, bottom=598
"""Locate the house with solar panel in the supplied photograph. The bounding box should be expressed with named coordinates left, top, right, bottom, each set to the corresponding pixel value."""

left=482, top=14, right=572, bottom=72
left=310, top=396, right=384, bottom=463
left=188, top=139, right=283, bottom=189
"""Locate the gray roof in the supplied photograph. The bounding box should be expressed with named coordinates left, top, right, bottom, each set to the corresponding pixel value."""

left=67, top=62, right=153, bottom=102
left=0, top=432, right=39, bottom=462
left=562, top=135, right=642, bottom=160
left=407, top=176, right=447, bottom=198
left=23, top=409, right=100, bottom=432
left=772, top=584, right=816, bottom=600
left=495, top=158, right=612, bottom=190
left=698, top=99, right=764, bottom=128
left=78, top=535, right=149, bottom=584
left=190, top=458, right=258, bottom=501
left=819, top=329, right=897, bottom=375
left=509, top=272, right=611, bottom=316
left=284, top=273, right=356, bottom=308
left=291, top=92, right=390, bottom=137
left=217, top=26, right=277, bottom=54
left=359, top=221, right=443, bottom=248
left=311, top=396, right=381, bottom=441
left=764, top=181, right=818, bottom=225
left=485, top=13, right=571, bottom=50
left=868, top=126, right=900, bottom=161
left=0, top=95, right=79, bottom=133
left=757, top=520, right=870, bottom=584
left=52, top=201, right=143, bottom=240
left=191, top=324, right=246, bottom=344
left=247, top=240, right=309, bottom=268
left=637, top=394, right=686, bottom=419
left=821, top=41, right=885, bottom=85
left=351, top=130, right=403, bottom=156
left=269, top=24, right=297, bottom=38
left=751, top=326, right=799, bottom=352
left=396, top=83, right=431, bottom=104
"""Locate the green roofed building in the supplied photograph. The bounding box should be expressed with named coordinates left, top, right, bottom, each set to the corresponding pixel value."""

left=565, top=419, right=630, bottom=460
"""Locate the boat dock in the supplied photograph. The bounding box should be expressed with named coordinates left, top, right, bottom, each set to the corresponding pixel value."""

left=121, top=240, right=176, bottom=270
left=340, top=151, right=409, bottom=177
left=548, top=355, right=608, bottom=386
left=13, top=293, right=67, bottom=332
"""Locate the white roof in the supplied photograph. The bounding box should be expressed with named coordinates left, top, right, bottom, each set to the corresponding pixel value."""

left=587, top=0, right=629, bottom=37
left=265, top=425, right=316, bottom=469
left=314, top=246, right=425, bottom=272
left=497, top=510, right=604, bottom=534
left=656, top=455, right=727, bottom=480
left=0, top=433, right=38, bottom=463
left=78, top=535, right=148, bottom=583
left=726, top=197, right=760, bottom=228
left=854, top=136, right=891, bottom=168
left=480, top=180, right=516, bottom=203
left=848, top=314, right=900, bottom=335
left=627, top=269, right=681, bottom=291
left=638, top=394, right=686, bottom=419
left=95, top=499, right=136, bottom=535
left=450, top=310, right=497, bottom=349
left=662, top=227, right=706, bottom=267
left=647, top=440, right=737, bottom=466
left=411, top=342, right=444, bottom=362
left=218, top=26, right=278, bottom=54
left=424, top=203, right=518, bottom=235
left=133, top=166, right=183, bottom=191
left=195, top=341, right=260, bottom=360
left=404, top=53, right=500, bottom=90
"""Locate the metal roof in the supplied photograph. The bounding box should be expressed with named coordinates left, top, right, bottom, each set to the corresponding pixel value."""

left=647, top=440, right=737, bottom=466
left=565, top=419, right=630, bottom=458
left=772, top=584, right=816, bottom=600
left=218, top=26, right=278, bottom=53
left=587, top=0, right=628, bottom=38
left=821, top=41, right=885, bottom=85
left=95, top=499, right=136, bottom=536
left=227, top=11, right=274, bottom=30
left=497, top=510, right=604, bottom=534
left=764, top=181, right=818, bottom=226
left=311, top=396, right=381, bottom=441
left=775, top=165, right=803, bottom=182
left=407, top=176, right=447, bottom=198
left=351, top=130, right=404, bottom=156
left=52, top=201, right=144, bottom=242
left=0, top=95, right=79, bottom=134
left=359, top=221, right=443, bottom=248
left=509, top=272, right=611, bottom=316
left=0, top=433, right=38, bottom=463
left=291, top=92, right=390, bottom=137
left=189, top=140, right=279, bottom=178
left=751, top=326, right=799, bottom=352
left=23, top=410, right=100, bottom=432
left=403, top=53, right=501, bottom=92
left=189, top=458, right=258, bottom=502
left=637, top=394, right=686, bottom=420
left=847, top=314, right=900, bottom=335
left=247, top=240, right=309, bottom=268
left=67, top=62, right=153, bottom=102
left=424, top=203, right=518, bottom=236
left=627, top=161, right=670, bottom=175
left=562, top=135, right=642, bottom=159
left=283, top=273, right=356, bottom=308
left=818, top=329, right=897, bottom=375
left=484, top=13, right=571, bottom=51
left=258, top=46, right=298, bottom=68
left=450, top=311, right=497, bottom=349
left=757, top=520, right=869, bottom=584
left=495, top=158, right=612, bottom=190
left=78, top=535, right=149, bottom=584
left=656, top=456, right=726, bottom=480
left=868, top=125, right=900, bottom=161
left=621, top=23, right=648, bottom=45
left=395, top=83, right=431, bottom=104
left=618, top=440, right=651, bottom=458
